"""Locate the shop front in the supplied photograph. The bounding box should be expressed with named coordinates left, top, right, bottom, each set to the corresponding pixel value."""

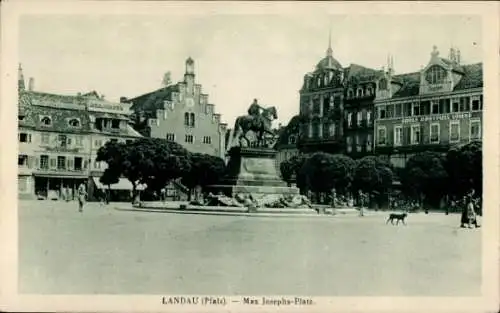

left=89, top=176, right=146, bottom=202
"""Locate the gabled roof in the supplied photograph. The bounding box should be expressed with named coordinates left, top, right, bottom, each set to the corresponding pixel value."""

left=128, top=85, right=179, bottom=112
left=273, top=115, right=300, bottom=149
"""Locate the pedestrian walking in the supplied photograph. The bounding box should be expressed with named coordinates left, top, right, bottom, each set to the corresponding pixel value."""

left=77, top=182, right=87, bottom=213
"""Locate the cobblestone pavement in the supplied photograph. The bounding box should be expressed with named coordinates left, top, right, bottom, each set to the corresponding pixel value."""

left=18, top=200, right=481, bottom=296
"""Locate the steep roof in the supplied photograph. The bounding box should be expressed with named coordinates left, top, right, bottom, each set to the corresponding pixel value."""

left=344, top=64, right=384, bottom=83
left=273, top=115, right=300, bottom=149
left=392, top=72, right=421, bottom=98
left=128, top=85, right=179, bottom=112
left=453, top=62, right=483, bottom=90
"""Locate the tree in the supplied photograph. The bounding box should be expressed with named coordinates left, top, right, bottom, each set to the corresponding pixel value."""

left=300, top=152, right=356, bottom=196
left=99, top=166, right=120, bottom=203
left=181, top=153, right=226, bottom=200
left=445, top=141, right=482, bottom=198
left=401, top=151, right=448, bottom=207
left=96, top=138, right=192, bottom=203
left=353, top=156, right=393, bottom=194
left=279, top=154, right=308, bottom=187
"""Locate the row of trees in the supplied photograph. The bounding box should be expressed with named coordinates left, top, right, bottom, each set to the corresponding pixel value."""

left=280, top=140, right=482, bottom=208
left=96, top=138, right=226, bottom=202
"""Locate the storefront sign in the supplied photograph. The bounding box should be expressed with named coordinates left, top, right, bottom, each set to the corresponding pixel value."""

left=402, top=112, right=471, bottom=124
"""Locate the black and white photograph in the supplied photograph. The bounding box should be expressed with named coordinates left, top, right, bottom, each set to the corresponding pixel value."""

left=1, top=1, right=498, bottom=312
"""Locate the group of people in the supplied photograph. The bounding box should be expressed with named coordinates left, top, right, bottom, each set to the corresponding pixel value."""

left=459, top=192, right=481, bottom=229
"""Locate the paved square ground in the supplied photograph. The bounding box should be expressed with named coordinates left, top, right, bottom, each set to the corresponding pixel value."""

left=18, top=200, right=481, bottom=296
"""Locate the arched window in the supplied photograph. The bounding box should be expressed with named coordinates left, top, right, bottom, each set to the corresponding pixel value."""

left=190, top=113, right=195, bottom=127
left=184, top=112, right=190, bottom=126
left=356, top=88, right=364, bottom=98
left=324, top=74, right=328, bottom=86
left=69, top=118, right=80, bottom=127
left=41, top=116, right=51, bottom=126
left=425, top=65, right=447, bottom=84
left=347, top=89, right=354, bottom=99
left=366, top=85, right=374, bottom=96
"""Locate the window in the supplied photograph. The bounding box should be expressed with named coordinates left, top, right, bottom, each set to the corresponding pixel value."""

left=356, top=111, right=363, bottom=127
left=317, top=76, right=321, bottom=87
left=19, top=133, right=31, bottom=143
left=379, top=78, right=388, bottom=90
left=386, top=105, right=394, bottom=118
left=57, top=156, right=66, bottom=170
left=74, top=157, right=83, bottom=170
left=166, top=133, right=175, bottom=141
left=58, top=135, right=67, bottom=147
left=471, top=96, right=481, bottom=111
left=366, top=134, right=372, bottom=151
left=329, top=95, right=334, bottom=108
left=18, top=115, right=25, bottom=121
left=69, top=119, right=80, bottom=127
left=394, top=103, right=402, bottom=117
left=366, top=86, right=373, bottom=96
left=190, top=113, right=195, bottom=127
left=356, top=88, right=364, bottom=98
left=431, top=100, right=439, bottom=114
left=346, top=136, right=352, bottom=152
left=377, top=127, right=387, bottom=145
left=41, top=133, right=50, bottom=144
left=377, top=106, right=386, bottom=119
left=324, top=74, right=328, bottom=86
left=329, top=123, right=336, bottom=138
left=110, top=138, right=118, bottom=143
left=460, top=97, right=470, bottom=112
left=126, top=140, right=133, bottom=145
left=394, top=125, right=402, bottom=146
left=450, top=121, right=460, bottom=142
left=111, top=119, right=120, bottom=129
left=451, top=98, right=459, bottom=113
left=18, top=154, right=28, bottom=166
left=75, top=136, right=83, bottom=146
left=411, top=125, right=421, bottom=144
left=430, top=123, right=440, bottom=144
left=366, top=110, right=372, bottom=126
left=412, top=103, right=420, bottom=116
left=94, top=139, right=102, bottom=147
left=312, top=120, right=320, bottom=138
left=185, top=134, right=194, bottom=144
left=40, top=155, right=49, bottom=169
left=288, top=135, right=296, bottom=145
left=184, top=112, right=190, bottom=126
left=425, top=65, right=447, bottom=84
left=355, top=135, right=362, bottom=152
left=203, top=136, right=212, bottom=144
left=347, top=113, right=353, bottom=127
left=470, top=120, right=481, bottom=140
left=40, top=116, right=52, bottom=126
left=312, top=98, right=320, bottom=114
left=94, top=161, right=101, bottom=169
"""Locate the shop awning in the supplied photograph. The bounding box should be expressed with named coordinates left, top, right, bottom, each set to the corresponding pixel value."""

left=92, top=177, right=146, bottom=191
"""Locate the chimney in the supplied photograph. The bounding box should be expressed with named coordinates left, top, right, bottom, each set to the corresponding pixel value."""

left=456, top=49, right=461, bottom=64
left=120, top=96, right=128, bottom=103
left=449, top=47, right=456, bottom=62
left=28, top=77, right=34, bottom=91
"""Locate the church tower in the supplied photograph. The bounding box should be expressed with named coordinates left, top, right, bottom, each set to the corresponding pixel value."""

left=184, top=57, right=195, bottom=93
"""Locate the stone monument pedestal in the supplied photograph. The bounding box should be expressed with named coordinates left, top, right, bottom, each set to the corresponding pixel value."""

left=206, top=147, right=299, bottom=198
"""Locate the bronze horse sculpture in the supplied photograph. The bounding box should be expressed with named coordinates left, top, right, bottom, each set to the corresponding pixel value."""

left=232, top=106, right=278, bottom=148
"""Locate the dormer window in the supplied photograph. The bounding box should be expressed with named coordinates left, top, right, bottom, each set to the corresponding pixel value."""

left=68, top=118, right=80, bottom=127
left=111, top=119, right=120, bottom=129
left=379, top=78, right=388, bottom=90
left=366, top=85, right=374, bottom=96
left=425, top=65, right=447, bottom=84
left=40, top=116, right=52, bottom=126
left=18, top=115, right=25, bottom=121
left=356, top=88, right=364, bottom=98
left=288, top=135, right=297, bottom=145
left=324, top=74, right=328, bottom=86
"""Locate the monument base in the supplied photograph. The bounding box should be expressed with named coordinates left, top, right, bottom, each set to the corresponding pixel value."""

left=206, top=147, right=299, bottom=201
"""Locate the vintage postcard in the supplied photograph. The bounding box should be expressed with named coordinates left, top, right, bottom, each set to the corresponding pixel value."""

left=1, top=1, right=499, bottom=312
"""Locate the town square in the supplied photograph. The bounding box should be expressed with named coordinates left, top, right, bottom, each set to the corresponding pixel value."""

left=13, top=10, right=487, bottom=300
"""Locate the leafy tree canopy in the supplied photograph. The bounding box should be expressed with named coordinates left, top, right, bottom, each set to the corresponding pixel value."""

left=300, top=152, right=355, bottom=193
left=181, top=153, right=226, bottom=191
left=353, top=156, right=393, bottom=194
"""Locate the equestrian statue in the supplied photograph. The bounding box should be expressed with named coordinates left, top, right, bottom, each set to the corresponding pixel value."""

left=231, top=99, right=278, bottom=148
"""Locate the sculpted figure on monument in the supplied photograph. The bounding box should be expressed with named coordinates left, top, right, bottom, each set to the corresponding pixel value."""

left=231, top=99, right=278, bottom=148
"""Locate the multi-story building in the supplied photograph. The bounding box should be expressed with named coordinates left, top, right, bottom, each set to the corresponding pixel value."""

left=127, top=57, right=227, bottom=159
left=273, top=115, right=300, bottom=175
left=373, top=46, right=483, bottom=169
left=298, top=41, right=345, bottom=154
left=297, top=40, right=384, bottom=157
left=17, top=65, right=143, bottom=200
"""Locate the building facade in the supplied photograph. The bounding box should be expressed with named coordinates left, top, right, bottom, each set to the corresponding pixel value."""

left=373, top=46, right=483, bottom=168
left=297, top=41, right=384, bottom=158
left=127, top=57, right=227, bottom=159
left=17, top=66, right=143, bottom=200
left=273, top=115, right=300, bottom=176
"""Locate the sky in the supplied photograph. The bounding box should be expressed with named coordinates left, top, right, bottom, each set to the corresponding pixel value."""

left=19, top=14, right=482, bottom=127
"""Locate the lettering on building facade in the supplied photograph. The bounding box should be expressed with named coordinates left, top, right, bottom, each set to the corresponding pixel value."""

left=401, top=112, right=471, bottom=124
